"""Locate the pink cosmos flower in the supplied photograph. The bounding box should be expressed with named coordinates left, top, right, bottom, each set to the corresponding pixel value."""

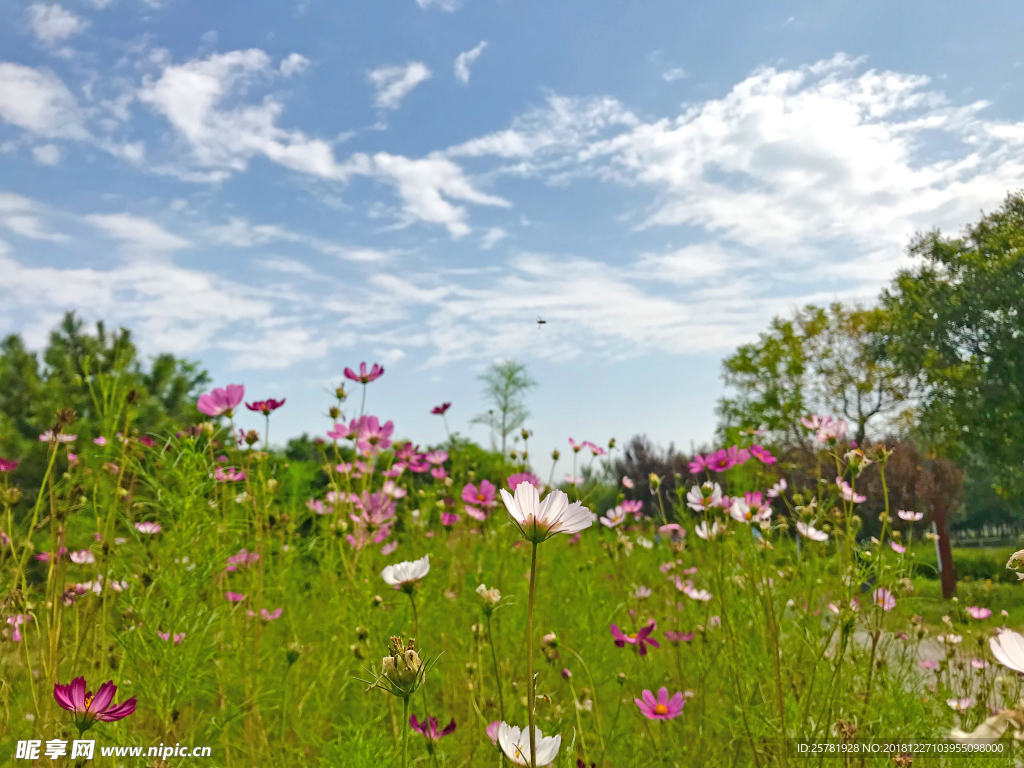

left=134, top=522, right=162, bottom=535
left=251, top=608, right=283, bottom=621
left=426, top=450, right=449, bottom=466
left=0, top=530, right=9, bottom=546
left=465, top=505, right=488, bottom=521
left=688, top=454, right=708, bottom=474
left=766, top=478, right=788, bottom=498
left=919, top=660, right=938, bottom=670
left=601, top=507, right=627, bottom=528
left=0, top=457, right=19, bottom=472
left=750, top=445, right=777, bottom=465
left=569, top=438, right=583, bottom=453
left=357, top=416, right=394, bottom=454
left=705, top=449, right=734, bottom=472
left=622, top=475, right=634, bottom=489
left=410, top=714, right=457, bottom=742
left=610, top=620, right=660, bottom=655
left=816, top=417, right=848, bottom=443
left=306, top=499, right=333, bottom=515
left=659, top=524, right=685, bottom=543
left=621, top=499, right=643, bottom=518
left=507, top=472, right=541, bottom=489
left=890, top=541, right=906, bottom=554
left=245, top=398, right=286, bottom=415
left=441, top=512, right=461, bottom=527
left=345, top=362, right=385, bottom=384
left=225, top=591, right=245, bottom=602
left=197, top=384, right=245, bottom=417
left=635, top=687, right=685, bottom=720
left=664, top=630, right=694, bottom=643
left=382, top=480, right=407, bottom=499
left=966, top=606, right=992, bottom=620
left=800, top=415, right=823, bottom=430
left=563, top=475, right=585, bottom=486
left=872, top=588, right=896, bottom=611
left=53, top=677, right=136, bottom=729
left=585, top=441, right=606, bottom=456
left=7, top=614, right=29, bottom=642
left=327, top=417, right=364, bottom=442
left=158, top=631, right=186, bottom=645
left=214, top=467, right=246, bottom=483
left=381, top=541, right=398, bottom=556
left=430, top=467, right=448, bottom=480
left=836, top=477, right=866, bottom=504
left=486, top=720, right=501, bottom=746
left=35, top=546, right=68, bottom=562
left=431, top=402, right=451, bottom=415
left=70, top=550, right=95, bottom=564
left=947, top=697, right=974, bottom=712
left=93, top=436, right=107, bottom=446
left=226, top=548, right=260, bottom=571
left=462, top=480, right=497, bottom=509
left=898, top=509, right=924, bottom=521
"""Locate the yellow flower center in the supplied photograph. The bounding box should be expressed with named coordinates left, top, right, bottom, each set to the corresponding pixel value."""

left=629, top=633, right=638, bottom=640
left=477, top=494, right=485, bottom=501
left=744, top=511, right=752, bottom=520
left=654, top=704, right=668, bottom=715
left=84, top=695, right=93, bottom=710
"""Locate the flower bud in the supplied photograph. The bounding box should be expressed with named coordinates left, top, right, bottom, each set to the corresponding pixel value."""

left=329, top=407, right=341, bottom=420
left=3, top=487, right=22, bottom=505
left=244, top=430, right=259, bottom=446
left=649, top=473, right=661, bottom=490
left=335, top=386, right=347, bottom=401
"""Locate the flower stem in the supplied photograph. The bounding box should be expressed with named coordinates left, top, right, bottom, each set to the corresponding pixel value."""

left=486, top=614, right=506, bottom=722
left=527, top=541, right=538, bottom=768
left=402, top=696, right=410, bottom=768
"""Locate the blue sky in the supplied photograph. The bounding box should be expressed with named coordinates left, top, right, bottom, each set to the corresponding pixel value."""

left=2, top=0, right=1024, bottom=467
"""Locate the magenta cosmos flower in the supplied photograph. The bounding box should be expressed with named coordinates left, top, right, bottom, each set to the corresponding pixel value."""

left=610, top=619, right=660, bottom=655
left=871, top=588, right=896, bottom=611
left=431, top=402, right=451, bottom=415
left=0, top=457, right=18, bottom=472
left=635, top=687, right=686, bottom=720
left=410, top=714, right=457, bottom=743
left=54, top=677, right=136, bottom=731
left=966, top=606, right=992, bottom=620
left=462, top=480, right=497, bottom=509
left=197, top=384, right=245, bottom=418
left=345, top=361, right=384, bottom=384
left=357, top=416, right=394, bottom=454
left=750, top=445, right=776, bottom=465
left=507, top=472, right=541, bottom=489
left=245, top=398, right=286, bottom=415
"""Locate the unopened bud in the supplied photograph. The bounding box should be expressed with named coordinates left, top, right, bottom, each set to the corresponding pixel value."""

left=335, top=386, right=347, bottom=401
left=244, top=430, right=259, bottom=446
left=551, top=449, right=560, bottom=460
left=329, top=407, right=341, bottom=420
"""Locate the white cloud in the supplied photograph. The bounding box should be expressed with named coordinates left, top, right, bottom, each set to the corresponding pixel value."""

left=368, top=62, right=431, bottom=110
left=27, top=4, right=88, bottom=45
left=416, top=0, right=461, bottom=10
left=364, top=152, right=510, bottom=237
left=0, top=63, right=88, bottom=139
left=0, top=193, right=68, bottom=241
left=85, top=213, right=191, bottom=253
left=481, top=226, right=506, bottom=249
left=31, top=143, right=61, bottom=165
left=207, top=216, right=394, bottom=262
left=138, top=49, right=352, bottom=180
left=454, top=42, right=487, bottom=84
left=280, top=53, right=310, bottom=77
left=662, top=68, right=688, bottom=82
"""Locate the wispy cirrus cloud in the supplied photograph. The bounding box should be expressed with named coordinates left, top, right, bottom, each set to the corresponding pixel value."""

left=368, top=62, right=432, bottom=110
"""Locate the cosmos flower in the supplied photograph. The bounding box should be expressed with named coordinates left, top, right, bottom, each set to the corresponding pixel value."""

left=872, top=588, right=896, bottom=611
left=946, top=697, right=974, bottom=712
left=664, top=630, right=694, bottom=643
left=225, top=592, right=245, bottom=602
left=441, top=512, right=461, bottom=527
left=750, top=445, right=776, bottom=465
left=134, top=522, right=162, bottom=535
left=6, top=614, right=29, bottom=642
left=69, top=550, right=95, bottom=564
left=382, top=554, right=430, bottom=591
left=635, top=687, right=686, bottom=720
left=462, top=480, right=496, bottom=509
left=686, top=482, right=723, bottom=512
left=53, top=677, right=137, bottom=729
left=658, top=524, right=685, bottom=543
left=344, top=362, right=385, bottom=384
left=890, top=541, right=906, bottom=554
left=507, top=472, right=541, bottom=490
left=496, top=722, right=561, bottom=767
left=796, top=522, right=828, bottom=542
left=245, top=398, right=286, bottom=415
left=767, top=479, right=788, bottom=498
left=695, top=521, right=722, bottom=540
left=622, top=476, right=634, bottom=489
left=357, top=416, right=394, bottom=454
left=93, top=436, right=107, bottom=446
left=966, top=606, right=992, bottom=620
left=197, top=384, right=245, bottom=418
left=410, top=714, right=457, bottom=743
left=40, top=431, right=76, bottom=443
left=688, top=454, right=708, bottom=474
left=0, top=457, right=19, bottom=472
left=601, top=506, right=627, bottom=528
left=898, top=509, right=924, bottom=521
left=500, top=483, right=592, bottom=543
left=158, top=631, right=186, bottom=644
left=431, top=402, right=451, bottom=415
left=610, top=620, right=660, bottom=655
left=919, top=660, right=938, bottom=670
left=836, top=477, right=866, bottom=504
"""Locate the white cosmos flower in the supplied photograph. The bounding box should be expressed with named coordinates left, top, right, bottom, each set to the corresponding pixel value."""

left=686, top=482, right=722, bottom=512
left=796, top=522, right=828, bottom=542
left=500, top=483, right=592, bottom=543
left=497, top=722, right=561, bottom=767
left=381, top=554, right=430, bottom=590
left=695, top=521, right=722, bottom=540
left=897, top=509, right=923, bottom=521
left=767, top=479, right=788, bottom=498
left=600, top=506, right=626, bottom=528
left=991, top=631, right=1024, bottom=673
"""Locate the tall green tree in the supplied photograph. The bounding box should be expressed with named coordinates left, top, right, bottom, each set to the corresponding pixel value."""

left=882, top=192, right=1024, bottom=505
left=718, top=303, right=909, bottom=445
left=470, top=360, right=536, bottom=455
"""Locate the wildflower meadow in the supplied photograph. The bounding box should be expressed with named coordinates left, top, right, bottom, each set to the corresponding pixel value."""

left=4, top=359, right=1024, bottom=767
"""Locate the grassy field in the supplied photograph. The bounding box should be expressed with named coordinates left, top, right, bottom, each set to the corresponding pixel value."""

left=2, top=389, right=1023, bottom=766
